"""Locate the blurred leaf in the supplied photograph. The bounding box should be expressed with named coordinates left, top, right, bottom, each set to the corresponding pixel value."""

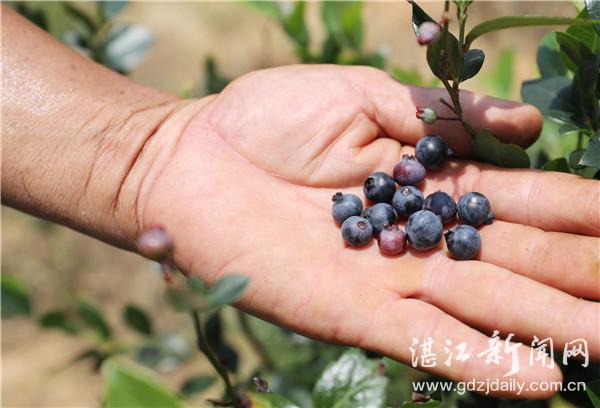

left=165, top=287, right=205, bottom=311
left=1, top=275, right=31, bottom=318
left=427, top=33, right=463, bottom=81
left=570, top=148, right=587, bottom=168
left=585, top=0, right=600, bottom=34
left=537, top=32, right=568, bottom=77
left=556, top=31, right=593, bottom=70
left=101, top=23, right=154, bottom=73
left=248, top=392, right=300, bottom=408
left=283, top=1, right=309, bottom=49
left=400, top=401, right=441, bottom=407
left=102, top=359, right=183, bottom=407
left=73, top=348, right=109, bottom=371
left=460, top=49, right=485, bottom=82
left=15, top=2, right=48, bottom=30
left=411, top=1, right=436, bottom=35
left=482, top=49, right=514, bottom=99
left=465, top=16, right=600, bottom=48
left=97, top=1, right=127, bottom=23
left=77, top=299, right=112, bottom=340
left=542, top=158, right=571, bottom=172
left=246, top=1, right=282, bottom=20
left=521, top=76, right=575, bottom=121
left=205, top=274, right=249, bottom=309
left=392, top=67, right=426, bottom=86
left=187, top=276, right=208, bottom=294
left=204, top=56, right=230, bottom=94
left=587, top=379, right=600, bottom=408
left=320, top=34, right=342, bottom=63
left=123, top=304, right=153, bottom=336
left=62, top=2, right=97, bottom=34
left=313, top=348, right=388, bottom=408
left=39, top=310, right=79, bottom=334
left=179, top=375, right=216, bottom=398
left=321, top=1, right=364, bottom=51
left=580, top=132, right=600, bottom=167
left=473, top=129, right=531, bottom=168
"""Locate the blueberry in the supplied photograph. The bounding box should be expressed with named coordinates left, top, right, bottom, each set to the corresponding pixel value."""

left=341, top=216, right=373, bottom=246
left=392, top=186, right=424, bottom=217
left=445, top=225, right=481, bottom=260
left=415, top=135, right=452, bottom=169
left=363, top=203, right=398, bottom=235
left=377, top=225, right=407, bottom=255
left=393, top=154, right=426, bottom=186
left=331, top=192, right=363, bottom=225
left=363, top=172, right=396, bottom=203
left=422, top=191, right=457, bottom=225
left=457, top=192, right=495, bottom=226
left=405, top=210, right=443, bottom=251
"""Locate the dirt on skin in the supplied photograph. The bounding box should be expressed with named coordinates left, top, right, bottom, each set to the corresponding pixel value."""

left=2, top=2, right=572, bottom=406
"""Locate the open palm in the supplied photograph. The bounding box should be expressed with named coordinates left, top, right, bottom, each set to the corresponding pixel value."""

left=142, top=65, right=599, bottom=398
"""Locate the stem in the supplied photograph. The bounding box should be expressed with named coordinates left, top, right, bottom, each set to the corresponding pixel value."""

left=236, top=310, right=276, bottom=371
left=439, top=98, right=457, bottom=114
left=191, top=311, right=240, bottom=407
left=436, top=116, right=462, bottom=121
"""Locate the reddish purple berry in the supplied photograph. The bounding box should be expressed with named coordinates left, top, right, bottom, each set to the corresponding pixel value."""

left=136, top=227, right=173, bottom=261
left=417, top=22, right=441, bottom=46
left=377, top=225, right=407, bottom=255
left=393, top=154, right=426, bottom=186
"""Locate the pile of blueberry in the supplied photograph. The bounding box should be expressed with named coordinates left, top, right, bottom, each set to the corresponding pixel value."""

left=331, top=135, right=494, bottom=260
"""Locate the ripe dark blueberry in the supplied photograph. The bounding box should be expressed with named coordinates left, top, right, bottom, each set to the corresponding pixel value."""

left=422, top=191, right=457, bottom=225
left=136, top=227, right=173, bottom=261
left=415, top=135, right=452, bottom=169
left=377, top=225, right=407, bottom=255
left=341, top=216, right=373, bottom=247
left=392, top=186, right=424, bottom=217
left=445, top=225, right=481, bottom=260
left=331, top=192, right=363, bottom=225
left=457, top=192, right=495, bottom=226
left=405, top=210, right=443, bottom=251
left=393, top=155, right=426, bottom=186
left=363, top=172, right=396, bottom=203
left=363, top=203, right=398, bottom=235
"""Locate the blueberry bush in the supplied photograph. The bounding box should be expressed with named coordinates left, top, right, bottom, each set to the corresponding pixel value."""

left=4, top=1, right=600, bottom=407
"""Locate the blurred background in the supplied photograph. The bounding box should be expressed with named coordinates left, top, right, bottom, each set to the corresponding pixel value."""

left=2, top=1, right=596, bottom=407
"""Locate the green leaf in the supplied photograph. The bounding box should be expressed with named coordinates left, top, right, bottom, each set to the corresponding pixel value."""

left=165, top=287, right=205, bottom=311
left=555, top=31, right=593, bottom=70
left=1, top=275, right=31, bottom=318
left=587, top=379, right=600, bottom=408
left=61, top=2, right=97, bottom=34
left=123, top=305, right=153, bottom=336
left=321, top=1, right=364, bottom=51
left=248, top=392, right=300, bottom=408
left=102, top=358, right=183, bottom=408
left=580, top=133, right=600, bottom=167
left=542, top=158, right=571, bottom=172
left=585, top=0, right=600, bottom=34
left=427, top=33, right=463, bottom=81
left=100, top=23, right=154, bottom=73
left=571, top=53, right=600, bottom=128
left=537, top=32, right=568, bottom=77
left=521, top=76, right=575, bottom=121
left=97, top=1, right=127, bottom=23
left=465, top=16, right=600, bottom=48
left=205, top=275, right=249, bottom=309
left=179, top=375, right=216, bottom=398
left=313, top=348, right=388, bottom=408
left=460, top=49, right=485, bottom=82
left=77, top=299, right=112, bottom=340
left=473, top=129, right=531, bottom=168
left=204, top=56, right=230, bottom=94
left=39, top=310, right=80, bottom=334
left=246, top=1, right=282, bottom=20
left=283, top=2, right=309, bottom=49
left=570, top=148, right=587, bottom=168
left=411, top=1, right=436, bottom=35
left=567, top=19, right=600, bottom=53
